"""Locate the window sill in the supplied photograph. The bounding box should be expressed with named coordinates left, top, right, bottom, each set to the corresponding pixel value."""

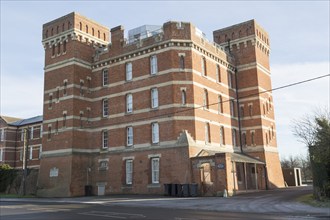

left=147, top=183, right=160, bottom=188
left=150, top=107, right=159, bottom=111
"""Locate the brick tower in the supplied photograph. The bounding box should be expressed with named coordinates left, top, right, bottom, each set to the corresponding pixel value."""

left=37, top=12, right=109, bottom=197
left=213, top=20, right=285, bottom=188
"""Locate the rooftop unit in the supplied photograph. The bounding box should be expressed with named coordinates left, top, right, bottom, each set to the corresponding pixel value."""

left=128, top=25, right=162, bottom=43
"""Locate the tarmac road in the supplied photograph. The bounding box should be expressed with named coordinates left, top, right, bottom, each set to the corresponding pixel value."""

left=1, top=186, right=329, bottom=220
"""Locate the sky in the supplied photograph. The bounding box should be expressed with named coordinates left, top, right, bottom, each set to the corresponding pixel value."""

left=1, top=1, right=329, bottom=160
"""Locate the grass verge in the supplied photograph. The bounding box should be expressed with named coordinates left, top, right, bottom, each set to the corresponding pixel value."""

left=296, top=193, right=330, bottom=208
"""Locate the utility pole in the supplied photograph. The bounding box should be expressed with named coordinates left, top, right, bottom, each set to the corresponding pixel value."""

left=21, top=127, right=29, bottom=196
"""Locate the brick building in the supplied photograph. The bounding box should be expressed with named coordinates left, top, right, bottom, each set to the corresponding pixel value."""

left=0, top=116, right=43, bottom=169
left=36, top=12, right=284, bottom=197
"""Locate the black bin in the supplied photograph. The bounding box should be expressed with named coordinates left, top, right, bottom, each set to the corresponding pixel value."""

left=85, top=185, right=93, bottom=196
left=182, top=184, right=190, bottom=197
left=189, top=183, right=198, bottom=197
left=171, top=184, right=177, bottom=196
left=176, top=184, right=183, bottom=197
left=164, top=184, right=172, bottom=196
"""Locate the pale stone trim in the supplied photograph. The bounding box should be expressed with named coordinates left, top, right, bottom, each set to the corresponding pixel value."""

left=45, top=57, right=91, bottom=72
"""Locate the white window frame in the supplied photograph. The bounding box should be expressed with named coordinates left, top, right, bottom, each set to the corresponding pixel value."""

left=0, top=129, right=4, bottom=141
left=29, top=146, right=33, bottom=160
left=228, top=72, right=232, bottom=88
left=216, top=65, right=221, bottom=83
left=126, top=159, right=133, bottom=185
left=201, top=57, right=206, bottom=76
left=181, top=89, right=186, bottom=105
left=151, top=122, right=159, bottom=144
left=232, top=129, right=237, bottom=147
left=220, top=126, right=225, bottom=146
left=151, top=88, right=159, bottom=108
left=230, top=100, right=235, bottom=117
left=103, top=99, right=109, bottom=117
left=20, top=129, right=24, bottom=141
left=0, top=148, right=3, bottom=161
left=150, top=55, right=158, bottom=75
left=205, top=123, right=210, bottom=144
left=40, top=126, right=43, bottom=138
left=39, top=145, right=42, bottom=159
left=127, top=126, right=133, bottom=146
left=102, top=69, right=109, bottom=86
left=126, top=93, right=133, bottom=113
left=126, top=62, right=132, bottom=81
left=102, top=130, right=108, bottom=149
left=30, top=127, right=34, bottom=140
left=151, top=157, right=160, bottom=184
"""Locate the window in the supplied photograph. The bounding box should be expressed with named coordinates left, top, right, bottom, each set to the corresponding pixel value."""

left=56, top=88, right=60, bottom=101
left=39, top=145, right=42, bottom=159
left=216, top=65, right=221, bottom=83
left=251, top=131, right=255, bottom=145
left=151, top=158, right=160, bottom=184
left=63, top=113, right=67, bottom=127
left=20, top=129, right=24, bottom=141
left=80, top=112, right=83, bottom=128
left=86, top=25, right=88, bottom=33
left=63, top=81, right=67, bottom=96
left=228, top=72, right=232, bottom=88
left=52, top=45, right=55, bottom=56
left=126, top=94, right=133, bottom=113
left=205, top=123, right=210, bottom=144
left=29, top=146, right=33, bottom=160
left=127, top=126, right=133, bottom=146
left=240, top=106, right=244, bottom=118
left=151, top=88, right=159, bottom=108
left=181, top=90, right=186, bottom=105
left=63, top=40, right=66, bottom=53
left=55, top=120, right=59, bottom=134
left=102, top=130, right=108, bottom=148
left=232, top=129, right=237, bottom=147
left=0, top=129, right=4, bottom=141
left=103, top=33, right=106, bottom=41
left=40, top=126, right=43, bottom=138
left=150, top=55, right=158, bottom=75
left=20, top=150, right=23, bottom=161
left=80, top=81, right=84, bottom=96
left=242, top=133, right=247, bottom=147
left=263, top=104, right=266, bottom=115
left=249, top=104, right=253, bottom=117
left=230, top=100, right=235, bottom=117
left=102, top=69, right=109, bottom=86
left=125, top=160, right=133, bottom=185
left=92, top=28, right=95, bottom=36
left=218, top=95, right=223, bottom=114
left=126, top=62, right=132, bottom=81
left=203, top=89, right=209, bottom=110
left=99, top=161, right=108, bottom=170
left=220, top=126, right=225, bottom=146
left=30, top=127, right=34, bottom=140
left=57, top=43, right=61, bottom=55
left=47, top=126, right=52, bottom=140
left=179, top=55, right=185, bottom=69
left=151, top=122, right=159, bottom=144
left=0, top=148, right=3, bottom=161
left=103, top=99, right=109, bottom=117
left=201, top=57, right=207, bottom=76
left=98, top=30, right=100, bottom=38
left=49, top=94, right=53, bottom=108
left=265, top=133, right=268, bottom=145
left=79, top=22, right=82, bottom=30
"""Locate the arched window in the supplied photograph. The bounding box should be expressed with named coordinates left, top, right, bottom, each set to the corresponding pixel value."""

left=45, top=30, right=48, bottom=38
left=205, top=122, right=210, bottom=144
left=220, top=126, right=225, bottom=145
left=103, top=33, right=106, bottom=41
left=68, top=21, right=71, bottom=29
left=239, top=30, right=242, bottom=37
left=218, top=95, right=223, bottom=114
left=63, top=40, right=67, bottom=53
left=251, top=131, right=255, bottom=145
left=179, top=55, right=185, bottom=69
left=62, top=23, right=65, bottom=32
left=242, top=133, right=247, bottom=147
left=265, top=133, right=268, bottom=145
left=51, top=28, right=53, bottom=36
left=201, top=57, right=207, bottom=76
left=181, top=90, right=186, bottom=105
left=79, top=22, right=82, bottom=31
left=86, top=25, right=88, bottom=33
left=231, top=32, right=235, bottom=40
left=92, top=28, right=95, bottom=36
left=98, top=30, right=100, bottom=38
left=52, top=45, right=55, bottom=56
left=216, top=65, right=221, bottom=83
left=232, top=129, right=237, bottom=147
left=56, top=26, right=59, bottom=34
left=57, top=43, right=61, bottom=55
left=203, top=89, right=209, bottom=109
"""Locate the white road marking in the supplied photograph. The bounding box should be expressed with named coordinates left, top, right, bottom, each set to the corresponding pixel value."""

left=78, top=211, right=145, bottom=219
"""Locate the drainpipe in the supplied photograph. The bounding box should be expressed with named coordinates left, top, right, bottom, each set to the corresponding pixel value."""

left=234, top=67, right=243, bottom=153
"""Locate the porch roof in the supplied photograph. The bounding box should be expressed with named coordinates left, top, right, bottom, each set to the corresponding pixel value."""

left=229, top=153, right=265, bottom=165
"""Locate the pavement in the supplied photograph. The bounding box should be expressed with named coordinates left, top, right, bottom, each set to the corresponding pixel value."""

left=1, top=186, right=329, bottom=218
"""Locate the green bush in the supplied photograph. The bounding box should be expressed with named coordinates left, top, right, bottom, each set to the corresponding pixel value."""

left=0, top=164, right=17, bottom=192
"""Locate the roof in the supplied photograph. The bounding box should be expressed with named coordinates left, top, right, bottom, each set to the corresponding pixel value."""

left=0, top=115, right=22, bottom=124
left=9, top=115, right=43, bottom=126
